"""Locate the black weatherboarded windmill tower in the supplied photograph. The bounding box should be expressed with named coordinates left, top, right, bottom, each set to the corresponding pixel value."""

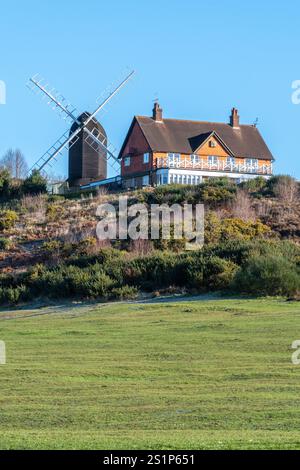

left=27, top=71, right=135, bottom=187
left=69, top=112, right=107, bottom=186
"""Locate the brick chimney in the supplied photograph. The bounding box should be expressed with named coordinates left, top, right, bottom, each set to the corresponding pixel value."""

left=152, top=102, right=163, bottom=122
left=230, top=108, right=240, bottom=128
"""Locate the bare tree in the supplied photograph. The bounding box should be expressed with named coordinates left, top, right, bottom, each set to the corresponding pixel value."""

left=228, top=189, right=256, bottom=221
left=0, top=148, right=28, bottom=179
left=273, top=176, right=299, bottom=205
left=45, top=171, right=67, bottom=184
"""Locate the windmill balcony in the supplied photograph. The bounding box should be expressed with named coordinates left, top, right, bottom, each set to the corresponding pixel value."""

left=154, top=157, right=273, bottom=175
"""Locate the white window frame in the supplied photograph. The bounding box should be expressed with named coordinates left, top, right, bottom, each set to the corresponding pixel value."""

left=208, top=156, right=219, bottom=166
left=246, top=158, right=259, bottom=167
left=124, top=156, right=131, bottom=167
left=168, top=153, right=181, bottom=165
left=191, top=154, right=200, bottom=164
left=227, top=156, right=236, bottom=165
left=143, top=153, right=150, bottom=164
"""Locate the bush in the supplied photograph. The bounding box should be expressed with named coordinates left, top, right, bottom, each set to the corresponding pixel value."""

left=124, top=252, right=184, bottom=291
left=46, top=203, right=65, bottom=222
left=22, top=170, right=47, bottom=195
left=0, top=285, right=29, bottom=304
left=0, top=237, right=11, bottom=250
left=110, top=285, right=138, bottom=300
left=199, top=178, right=236, bottom=203
left=233, top=255, right=300, bottom=296
left=205, top=212, right=271, bottom=244
left=0, top=210, right=18, bottom=231
left=0, top=169, right=12, bottom=199
left=182, top=252, right=238, bottom=291
left=239, top=177, right=268, bottom=195
left=27, top=263, right=114, bottom=299
left=203, top=256, right=238, bottom=290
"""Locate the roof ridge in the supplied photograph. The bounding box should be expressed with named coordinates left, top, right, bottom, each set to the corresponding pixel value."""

left=135, top=115, right=254, bottom=128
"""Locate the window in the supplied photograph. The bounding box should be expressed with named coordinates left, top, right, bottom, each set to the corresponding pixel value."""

left=208, top=156, right=219, bottom=165
left=246, top=158, right=258, bottom=167
left=209, top=140, right=217, bottom=148
left=143, top=153, right=150, bottom=164
left=124, top=156, right=131, bottom=167
left=142, top=175, right=150, bottom=186
left=191, top=154, right=200, bottom=164
left=227, top=157, right=236, bottom=165
left=168, top=153, right=181, bottom=165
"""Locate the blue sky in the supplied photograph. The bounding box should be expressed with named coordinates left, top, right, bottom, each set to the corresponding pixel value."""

left=1, top=0, right=300, bottom=178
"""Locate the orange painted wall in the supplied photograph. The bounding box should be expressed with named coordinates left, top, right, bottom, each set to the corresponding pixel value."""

left=197, top=136, right=229, bottom=157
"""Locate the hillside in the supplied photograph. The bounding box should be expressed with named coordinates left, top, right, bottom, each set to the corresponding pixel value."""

left=0, top=175, right=299, bottom=305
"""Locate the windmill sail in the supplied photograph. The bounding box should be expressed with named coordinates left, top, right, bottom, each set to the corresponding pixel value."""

left=28, top=75, right=78, bottom=124
left=28, top=70, right=135, bottom=175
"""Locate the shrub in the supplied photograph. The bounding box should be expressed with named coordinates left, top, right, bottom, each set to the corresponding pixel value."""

left=203, top=239, right=300, bottom=267
left=20, top=194, right=46, bottom=215
left=0, top=237, right=11, bottom=250
left=110, top=285, right=138, bottom=300
left=46, top=203, right=65, bottom=222
left=27, top=263, right=114, bottom=299
left=22, top=170, right=47, bottom=195
left=233, top=255, right=300, bottom=296
left=199, top=178, right=236, bottom=203
left=146, top=179, right=237, bottom=206
left=0, top=169, right=12, bottom=199
left=146, top=184, right=194, bottom=205
left=203, top=256, right=238, bottom=290
left=181, top=252, right=204, bottom=288
left=220, top=218, right=271, bottom=241
left=205, top=212, right=271, bottom=244
left=0, top=285, right=29, bottom=304
left=42, top=240, right=62, bottom=252
left=0, top=210, right=18, bottom=231
left=124, top=251, right=183, bottom=291
left=239, top=177, right=268, bottom=195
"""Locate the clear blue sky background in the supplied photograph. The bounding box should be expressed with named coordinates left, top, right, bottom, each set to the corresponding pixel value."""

left=1, top=0, right=300, bottom=178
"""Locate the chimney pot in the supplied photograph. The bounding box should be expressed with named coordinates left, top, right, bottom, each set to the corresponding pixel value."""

left=230, top=107, right=240, bottom=128
left=153, top=102, right=163, bottom=122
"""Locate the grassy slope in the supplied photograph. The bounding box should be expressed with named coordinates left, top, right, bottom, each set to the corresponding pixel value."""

left=0, top=298, right=300, bottom=450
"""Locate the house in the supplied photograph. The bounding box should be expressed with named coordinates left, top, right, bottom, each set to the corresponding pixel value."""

left=118, top=104, right=274, bottom=188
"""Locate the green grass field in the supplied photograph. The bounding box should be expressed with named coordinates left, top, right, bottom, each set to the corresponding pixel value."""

left=0, top=297, right=300, bottom=450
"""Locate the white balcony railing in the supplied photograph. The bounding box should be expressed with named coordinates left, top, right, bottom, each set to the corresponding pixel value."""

left=154, top=157, right=273, bottom=175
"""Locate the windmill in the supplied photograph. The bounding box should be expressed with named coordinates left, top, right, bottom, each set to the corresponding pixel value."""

left=27, top=70, right=135, bottom=186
